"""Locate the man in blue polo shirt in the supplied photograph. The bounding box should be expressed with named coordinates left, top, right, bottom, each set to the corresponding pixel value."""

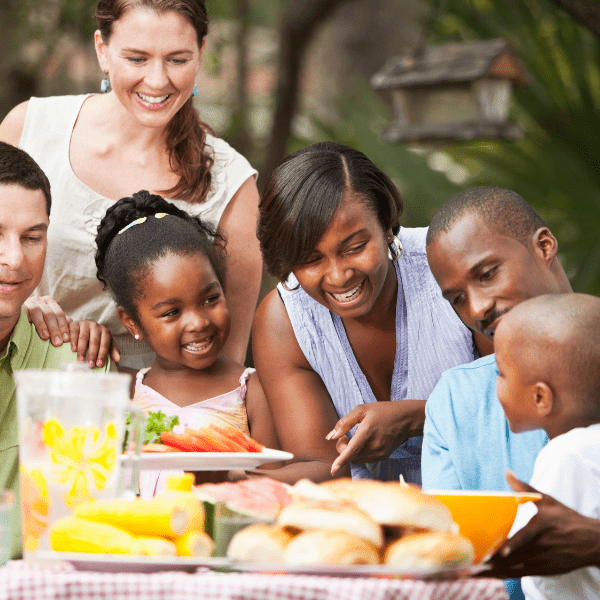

left=422, top=186, right=572, bottom=599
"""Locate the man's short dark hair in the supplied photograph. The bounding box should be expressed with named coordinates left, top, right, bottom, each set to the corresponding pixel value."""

left=426, top=186, right=546, bottom=248
left=0, top=141, right=51, bottom=217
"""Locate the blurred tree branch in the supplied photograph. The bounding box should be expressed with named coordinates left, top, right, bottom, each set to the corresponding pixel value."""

left=261, top=0, right=362, bottom=182
left=549, top=0, right=600, bottom=38
left=229, top=0, right=252, bottom=157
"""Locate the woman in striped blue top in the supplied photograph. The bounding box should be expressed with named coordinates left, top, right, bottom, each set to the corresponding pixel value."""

left=252, top=142, right=483, bottom=485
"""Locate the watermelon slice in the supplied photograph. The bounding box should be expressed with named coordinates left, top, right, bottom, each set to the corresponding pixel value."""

left=194, top=478, right=293, bottom=523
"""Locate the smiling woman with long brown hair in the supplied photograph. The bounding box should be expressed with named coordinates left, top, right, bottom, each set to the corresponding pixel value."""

left=252, top=141, right=477, bottom=484
left=0, top=0, right=262, bottom=371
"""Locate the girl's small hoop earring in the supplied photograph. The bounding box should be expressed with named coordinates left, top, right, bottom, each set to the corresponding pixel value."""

left=387, top=235, right=404, bottom=262
left=281, top=280, right=300, bottom=292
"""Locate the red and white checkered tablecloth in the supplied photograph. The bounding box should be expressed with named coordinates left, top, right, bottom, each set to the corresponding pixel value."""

left=0, top=561, right=508, bottom=600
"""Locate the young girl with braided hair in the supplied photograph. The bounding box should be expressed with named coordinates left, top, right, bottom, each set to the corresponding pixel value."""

left=95, top=190, right=279, bottom=495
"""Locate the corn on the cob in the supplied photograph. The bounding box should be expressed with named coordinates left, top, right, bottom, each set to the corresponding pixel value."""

left=156, top=491, right=205, bottom=533
left=173, top=531, right=214, bottom=557
left=166, top=473, right=194, bottom=492
left=74, top=494, right=203, bottom=537
left=50, top=516, right=140, bottom=554
left=136, top=536, right=177, bottom=556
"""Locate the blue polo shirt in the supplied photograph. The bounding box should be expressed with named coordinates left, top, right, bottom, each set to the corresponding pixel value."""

left=421, top=354, right=548, bottom=600
left=422, top=353, right=547, bottom=491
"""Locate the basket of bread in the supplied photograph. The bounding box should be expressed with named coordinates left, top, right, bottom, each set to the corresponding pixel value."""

left=225, top=478, right=476, bottom=575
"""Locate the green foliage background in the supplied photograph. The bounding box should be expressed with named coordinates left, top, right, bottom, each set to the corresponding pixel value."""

left=1, top=0, right=599, bottom=293
left=425, top=0, right=600, bottom=293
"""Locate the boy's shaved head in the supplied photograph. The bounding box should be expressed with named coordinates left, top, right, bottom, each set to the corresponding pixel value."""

left=497, top=293, right=600, bottom=417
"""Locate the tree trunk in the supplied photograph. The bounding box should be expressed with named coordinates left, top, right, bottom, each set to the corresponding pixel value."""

left=549, top=0, right=600, bottom=38
left=261, top=0, right=362, bottom=183
left=229, top=0, right=253, bottom=159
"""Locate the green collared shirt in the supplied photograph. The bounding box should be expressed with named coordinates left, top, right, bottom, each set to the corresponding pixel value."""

left=0, top=308, right=111, bottom=558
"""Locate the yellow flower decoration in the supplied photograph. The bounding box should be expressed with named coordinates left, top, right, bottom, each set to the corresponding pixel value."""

left=20, top=465, right=50, bottom=552
left=42, top=418, right=118, bottom=510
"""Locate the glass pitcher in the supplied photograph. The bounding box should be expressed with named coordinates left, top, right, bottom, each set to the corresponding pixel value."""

left=14, top=369, right=144, bottom=555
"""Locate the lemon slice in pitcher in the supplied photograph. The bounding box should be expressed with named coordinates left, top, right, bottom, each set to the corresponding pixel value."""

left=43, top=419, right=118, bottom=509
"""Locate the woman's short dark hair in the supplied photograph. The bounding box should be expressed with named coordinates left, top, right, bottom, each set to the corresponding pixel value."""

left=95, top=190, right=226, bottom=323
left=257, top=141, right=403, bottom=282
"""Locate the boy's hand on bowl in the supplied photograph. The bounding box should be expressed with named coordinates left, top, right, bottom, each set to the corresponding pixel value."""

left=482, top=472, right=600, bottom=578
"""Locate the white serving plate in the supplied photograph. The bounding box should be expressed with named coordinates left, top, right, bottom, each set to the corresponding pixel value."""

left=119, top=448, right=293, bottom=471
left=30, top=552, right=490, bottom=579
left=226, top=561, right=490, bottom=580
left=30, top=551, right=231, bottom=574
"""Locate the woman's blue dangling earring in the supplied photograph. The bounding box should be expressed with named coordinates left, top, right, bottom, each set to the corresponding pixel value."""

left=100, top=74, right=110, bottom=93
left=192, top=83, right=198, bottom=97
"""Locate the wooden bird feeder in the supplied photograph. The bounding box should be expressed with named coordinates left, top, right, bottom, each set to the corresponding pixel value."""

left=371, top=38, right=529, bottom=143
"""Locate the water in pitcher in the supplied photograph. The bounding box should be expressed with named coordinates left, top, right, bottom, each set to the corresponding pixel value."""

left=14, top=369, right=135, bottom=554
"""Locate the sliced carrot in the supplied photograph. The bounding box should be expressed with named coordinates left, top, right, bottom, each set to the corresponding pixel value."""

left=199, top=426, right=239, bottom=452
left=160, top=431, right=202, bottom=452
left=216, top=424, right=263, bottom=452
left=215, top=425, right=251, bottom=451
left=206, top=425, right=250, bottom=452
left=183, top=425, right=250, bottom=452
left=183, top=429, right=222, bottom=452
left=210, top=425, right=250, bottom=452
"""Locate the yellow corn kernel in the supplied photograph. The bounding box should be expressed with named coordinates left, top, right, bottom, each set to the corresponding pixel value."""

left=50, top=516, right=139, bottom=554
left=156, top=491, right=205, bottom=533
left=174, top=531, right=214, bottom=557
left=75, top=495, right=203, bottom=537
left=136, top=536, right=177, bottom=556
left=166, top=473, right=194, bottom=492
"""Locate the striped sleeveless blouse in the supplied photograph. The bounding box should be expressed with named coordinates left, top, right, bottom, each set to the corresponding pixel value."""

left=279, top=227, right=475, bottom=483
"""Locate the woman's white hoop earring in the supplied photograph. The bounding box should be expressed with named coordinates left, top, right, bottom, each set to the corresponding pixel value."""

left=387, top=235, right=404, bottom=261
left=281, top=280, right=300, bottom=292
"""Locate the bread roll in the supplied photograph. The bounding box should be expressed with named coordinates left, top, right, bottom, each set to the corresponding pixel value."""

left=384, top=531, right=475, bottom=570
left=289, top=479, right=341, bottom=503
left=321, top=479, right=456, bottom=531
left=277, top=500, right=384, bottom=548
left=284, top=530, right=380, bottom=566
left=226, top=524, right=295, bottom=563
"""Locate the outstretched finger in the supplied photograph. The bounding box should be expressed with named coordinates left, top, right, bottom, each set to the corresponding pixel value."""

left=35, top=298, right=71, bottom=345
left=25, top=305, right=50, bottom=340
left=326, top=409, right=364, bottom=441
left=86, top=325, right=108, bottom=368
left=330, top=427, right=370, bottom=475
left=72, top=322, right=92, bottom=366
left=110, top=342, right=121, bottom=363
left=96, top=328, right=113, bottom=368
left=67, top=321, right=83, bottom=362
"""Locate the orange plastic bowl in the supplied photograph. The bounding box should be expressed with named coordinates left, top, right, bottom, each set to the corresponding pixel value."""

left=427, top=490, right=541, bottom=563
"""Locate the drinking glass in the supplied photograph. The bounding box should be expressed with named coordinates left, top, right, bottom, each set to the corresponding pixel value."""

left=0, top=490, right=14, bottom=565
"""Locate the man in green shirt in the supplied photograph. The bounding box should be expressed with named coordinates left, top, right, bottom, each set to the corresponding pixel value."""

left=0, top=142, right=111, bottom=559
